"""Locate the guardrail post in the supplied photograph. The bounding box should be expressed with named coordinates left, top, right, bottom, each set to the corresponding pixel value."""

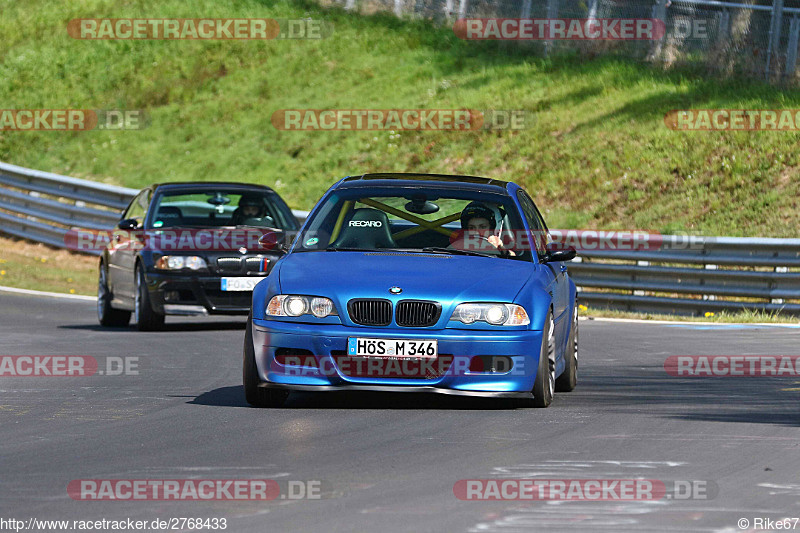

left=718, top=9, right=730, bottom=41
left=702, top=264, right=717, bottom=301
left=458, top=0, right=468, bottom=19
left=650, top=0, right=668, bottom=60
left=345, top=0, right=357, bottom=11
left=521, top=0, right=532, bottom=20
left=545, top=0, right=559, bottom=56
left=546, top=0, right=558, bottom=19
left=588, top=0, right=599, bottom=19
left=394, top=0, right=403, bottom=17
left=766, top=0, right=784, bottom=80
left=772, top=266, right=789, bottom=304
left=633, top=260, right=648, bottom=296
left=786, top=15, right=800, bottom=77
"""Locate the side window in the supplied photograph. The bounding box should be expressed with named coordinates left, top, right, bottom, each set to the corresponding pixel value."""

left=124, top=191, right=149, bottom=227
left=516, top=191, right=547, bottom=258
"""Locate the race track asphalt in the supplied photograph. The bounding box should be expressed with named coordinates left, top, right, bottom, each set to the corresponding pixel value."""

left=1, top=291, right=799, bottom=532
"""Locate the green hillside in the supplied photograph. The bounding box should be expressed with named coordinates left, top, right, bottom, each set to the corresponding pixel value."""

left=2, top=0, right=800, bottom=235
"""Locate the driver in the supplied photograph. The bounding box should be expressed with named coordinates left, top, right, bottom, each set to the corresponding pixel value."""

left=232, top=195, right=266, bottom=224
left=455, top=202, right=515, bottom=257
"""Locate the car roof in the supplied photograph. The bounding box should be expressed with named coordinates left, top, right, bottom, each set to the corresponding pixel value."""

left=337, top=173, right=510, bottom=192
left=151, top=182, right=277, bottom=193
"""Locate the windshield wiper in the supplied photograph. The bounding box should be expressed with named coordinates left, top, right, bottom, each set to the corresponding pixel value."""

left=420, top=247, right=495, bottom=258
left=324, top=246, right=373, bottom=252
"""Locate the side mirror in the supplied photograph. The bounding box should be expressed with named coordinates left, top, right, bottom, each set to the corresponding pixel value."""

left=258, top=230, right=287, bottom=254
left=117, top=218, right=139, bottom=230
left=542, top=247, right=577, bottom=263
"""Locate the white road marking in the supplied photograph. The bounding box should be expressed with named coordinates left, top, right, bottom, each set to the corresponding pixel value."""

left=0, top=285, right=95, bottom=301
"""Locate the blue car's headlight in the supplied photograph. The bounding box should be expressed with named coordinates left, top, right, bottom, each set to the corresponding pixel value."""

left=450, top=303, right=529, bottom=326
left=266, top=295, right=338, bottom=318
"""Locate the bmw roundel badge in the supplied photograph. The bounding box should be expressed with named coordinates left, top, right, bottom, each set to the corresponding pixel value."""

left=389, top=286, right=402, bottom=294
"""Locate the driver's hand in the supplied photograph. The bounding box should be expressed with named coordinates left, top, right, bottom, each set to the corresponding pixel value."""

left=486, top=235, right=503, bottom=248
left=487, top=235, right=516, bottom=256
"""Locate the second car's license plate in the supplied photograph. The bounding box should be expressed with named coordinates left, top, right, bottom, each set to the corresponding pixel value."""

left=220, top=277, right=259, bottom=291
left=347, top=338, right=438, bottom=358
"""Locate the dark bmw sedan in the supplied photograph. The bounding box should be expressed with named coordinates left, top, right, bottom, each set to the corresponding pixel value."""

left=97, top=182, right=298, bottom=330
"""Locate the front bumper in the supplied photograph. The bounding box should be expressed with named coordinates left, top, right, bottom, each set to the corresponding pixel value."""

left=147, top=272, right=265, bottom=315
left=258, top=382, right=532, bottom=398
left=252, top=318, right=543, bottom=395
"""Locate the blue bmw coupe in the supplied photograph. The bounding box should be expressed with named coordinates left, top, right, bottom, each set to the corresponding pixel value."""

left=244, top=173, right=578, bottom=407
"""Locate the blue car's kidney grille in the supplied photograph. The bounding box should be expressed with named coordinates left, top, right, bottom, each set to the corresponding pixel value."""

left=396, top=300, right=441, bottom=327
left=348, top=299, right=392, bottom=326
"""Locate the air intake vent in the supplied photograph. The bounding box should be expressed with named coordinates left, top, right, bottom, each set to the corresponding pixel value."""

left=348, top=299, right=392, bottom=326
left=395, top=300, right=441, bottom=327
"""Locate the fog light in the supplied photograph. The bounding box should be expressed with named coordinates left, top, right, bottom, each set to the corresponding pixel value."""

left=469, top=356, right=513, bottom=373
left=164, top=291, right=180, bottom=302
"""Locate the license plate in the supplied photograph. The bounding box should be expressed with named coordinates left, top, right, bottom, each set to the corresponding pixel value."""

left=347, top=338, right=438, bottom=358
left=220, top=277, right=259, bottom=291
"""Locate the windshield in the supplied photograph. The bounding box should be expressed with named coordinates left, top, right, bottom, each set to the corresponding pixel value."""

left=293, top=188, right=531, bottom=260
left=147, top=189, right=296, bottom=230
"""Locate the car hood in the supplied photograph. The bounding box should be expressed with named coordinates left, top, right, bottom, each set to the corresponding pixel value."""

left=278, top=251, right=533, bottom=304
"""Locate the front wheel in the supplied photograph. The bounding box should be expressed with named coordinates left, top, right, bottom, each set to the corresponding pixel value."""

left=555, top=304, right=578, bottom=392
left=530, top=311, right=556, bottom=408
left=134, top=264, right=164, bottom=331
left=97, top=262, right=131, bottom=327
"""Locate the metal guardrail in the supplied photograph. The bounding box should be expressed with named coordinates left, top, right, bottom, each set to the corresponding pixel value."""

left=0, top=161, right=798, bottom=316
left=0, top=161, right=309, bottom=256
left=568, top=235, right=800, bottom=315
left=0, top=162, right=138, bottom=253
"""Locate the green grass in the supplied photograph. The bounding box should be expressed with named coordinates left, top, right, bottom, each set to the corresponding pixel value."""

left=0, top=236, right=97, bottom=296
left=1, top=0, right=800, bottom=235
left=581, top=305, right=800, bottom=324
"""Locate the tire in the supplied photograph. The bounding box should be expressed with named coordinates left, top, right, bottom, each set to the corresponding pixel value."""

left=555, top=304, right=578, bottom=392
left=97, top=261, right=131, bottom=327
left=530, top=310, right=556, bottom=408
left=243, top=315, right=289, bottom=408
left=134, top=264, right=164, bottom=331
